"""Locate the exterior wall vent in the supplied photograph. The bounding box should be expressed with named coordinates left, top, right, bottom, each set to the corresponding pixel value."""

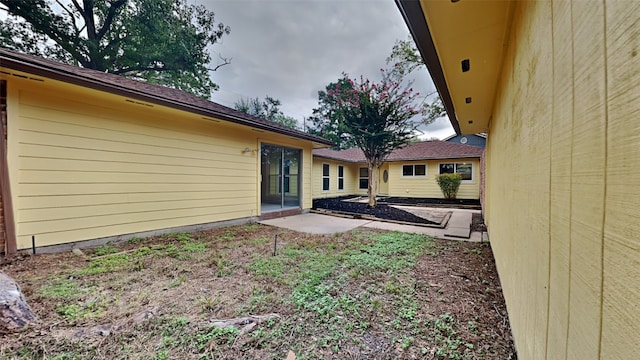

left=462, top=59, right=470, bottom=72
left=125, top=99, right=153, bottom=107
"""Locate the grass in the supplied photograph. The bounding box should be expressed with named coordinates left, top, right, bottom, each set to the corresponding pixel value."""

left=1, top=225, right=514, bottom=359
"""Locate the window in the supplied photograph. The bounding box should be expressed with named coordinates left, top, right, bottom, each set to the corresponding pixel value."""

left=402, top=164, right=426, bottom=177
left=337, top=165, right=344, bottom=190
left=439, top=162, right=473, bottom=181
left=359, top=167, right=368, bottom=190
left=322, top=163, right=330, bottom=191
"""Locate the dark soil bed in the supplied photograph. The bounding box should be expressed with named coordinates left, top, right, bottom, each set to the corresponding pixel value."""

left=313, top=197, right=488, bottom=231
left=471, top=213, right=487, bottom=232
left=379, top=196, right=481, bottom=210
left=313, top=197, right=442, bottom=225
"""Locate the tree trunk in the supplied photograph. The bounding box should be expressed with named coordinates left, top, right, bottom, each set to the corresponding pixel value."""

left=367, top=163, right=380, bottom=207
left=0, top=272, right=37, bottom=334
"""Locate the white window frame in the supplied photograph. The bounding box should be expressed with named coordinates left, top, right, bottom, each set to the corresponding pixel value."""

left=337, top=165, right=344, bottom=191
left=358, top=167, right=368, bottom=190
left=438, top=162, right=474, bottom=182
left=401, top=164, right=427, bottom=177
left=322, top=163, right=330, bottom=191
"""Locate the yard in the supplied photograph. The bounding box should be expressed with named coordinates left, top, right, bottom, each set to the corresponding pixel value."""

left=0, top=224, right=515, bottom=359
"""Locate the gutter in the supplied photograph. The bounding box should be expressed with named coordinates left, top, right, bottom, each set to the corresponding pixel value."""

left=395, top=0, right=461, bottom=135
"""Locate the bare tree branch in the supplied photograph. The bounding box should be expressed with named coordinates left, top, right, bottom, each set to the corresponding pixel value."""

left=207, top=54, right=231, bottom=72
left=81, top=0, right=97, bottom=40
left=96, top=0, right=127, bottom=40
left=56, top=0, right=80, bottom=37
left=70, top=0, right=84, bottom=13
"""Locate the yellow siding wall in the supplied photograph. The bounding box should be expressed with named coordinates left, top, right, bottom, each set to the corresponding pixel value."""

left=388, top=159, right=479, bottom=199
left=312, top=158, right=480, bottom=200
left=3, top=73, right=314, bottom=249
left=311, top=159, right=358, bottom=198
left=485, top=1, right=640, bottom=359
left=378, top=163, right=389, bottom=195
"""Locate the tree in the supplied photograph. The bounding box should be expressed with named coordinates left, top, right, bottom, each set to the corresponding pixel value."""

left=271, top=114, right=300, bottom=130
left=319, top=71, right=425, bottom=207
left=387, top=37, right=446, bottom=124
left=0, top=0, right=230, bottom=98
left=234, top=96, right=299, bottom=130
left=307, top=78, right=358, bottom=150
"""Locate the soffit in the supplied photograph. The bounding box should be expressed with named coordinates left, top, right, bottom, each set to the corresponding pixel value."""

left=400, top=0, right=513, bottom=135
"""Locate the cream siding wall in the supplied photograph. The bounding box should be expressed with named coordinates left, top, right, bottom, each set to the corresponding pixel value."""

left=388, top=159, right=479, bottom=199
left=312, top=158, right=480, bottom=200
left=311, top=158, right=358, bottom=198
left=3, top=73, right=314, bottom=250
left=378, top=163, right=389, bottom=195
left=485, top=1, right=640, bottom=359
left=354, top=165, right=368, bottom=196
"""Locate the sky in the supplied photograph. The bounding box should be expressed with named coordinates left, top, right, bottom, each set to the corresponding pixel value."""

left=196, top=0, right=455, bottom=139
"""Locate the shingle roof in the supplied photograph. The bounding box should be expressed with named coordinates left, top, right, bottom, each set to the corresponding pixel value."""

left=0, top=48, right=333, bottom=146
left=442, top=133, right=487, bottom=141
left=313, top=141, right=483, bottom=163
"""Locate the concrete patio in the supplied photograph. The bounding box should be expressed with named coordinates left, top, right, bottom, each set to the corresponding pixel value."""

left=259, top=208, right=487, bottom=242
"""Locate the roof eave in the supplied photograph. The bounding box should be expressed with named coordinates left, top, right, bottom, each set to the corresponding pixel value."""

left=388, top=155, right=481, bottom=162
left=395, top=0, right=461, bottom=135
left=0, top=52, right=334, bottom=147
left=312, top=154, right=365, bottom=163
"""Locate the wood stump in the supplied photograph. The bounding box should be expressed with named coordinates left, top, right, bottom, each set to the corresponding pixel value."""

left=0, top=271, right=37, bottom=333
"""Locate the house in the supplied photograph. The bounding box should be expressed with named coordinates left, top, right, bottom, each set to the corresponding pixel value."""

left=443, top=133, right=486, bottom=148
left=311, top=141, right=483, bottom=200
left=397, top=0, right=640, bottom=359
left=0, top=49, right=332, bottom=254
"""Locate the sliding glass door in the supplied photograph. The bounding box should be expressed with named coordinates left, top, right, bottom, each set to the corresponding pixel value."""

left=261, top=144, right=301, bottom=212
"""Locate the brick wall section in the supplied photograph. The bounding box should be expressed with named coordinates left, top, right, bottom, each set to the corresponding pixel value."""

left=0, top=186, right=4, bottom=255
left=0, top=103, right=5, bottom=255
left=480, top=149, right=486, bottom=214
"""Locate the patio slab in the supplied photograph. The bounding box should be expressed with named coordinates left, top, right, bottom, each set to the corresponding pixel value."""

left=444, top=211, right=473, bottom=239
left=259, top=213, right=372, bottom=234
left=259, top=209, right=483, bottom=242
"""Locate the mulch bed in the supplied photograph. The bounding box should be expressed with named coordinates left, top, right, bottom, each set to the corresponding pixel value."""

left=313, top=197, right=488, bottom=232
left=312, top=197, right=442, bottom=225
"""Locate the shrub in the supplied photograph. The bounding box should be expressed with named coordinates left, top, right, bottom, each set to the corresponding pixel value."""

left=435, top=173, right=462, bottom=199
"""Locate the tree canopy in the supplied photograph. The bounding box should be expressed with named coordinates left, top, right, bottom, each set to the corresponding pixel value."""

left=307, top=78, right=359, bottom=149
left=0, top=0, right=230, bottom=98
left=386, top=37, right=446, bottom=124
left=315, top=70, right=425, bottom=206
left=234, top=96, right=299, bottom=130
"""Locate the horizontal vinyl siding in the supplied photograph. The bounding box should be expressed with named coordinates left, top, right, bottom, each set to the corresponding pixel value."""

left=13, top=88, right=259, bottom=249
left=387, top=159, right=479, bottom=199
left=311, top=159, right=358, bottom=198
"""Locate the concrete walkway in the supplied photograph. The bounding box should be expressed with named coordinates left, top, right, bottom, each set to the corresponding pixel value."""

left=259, top=208, right=486, bottom=242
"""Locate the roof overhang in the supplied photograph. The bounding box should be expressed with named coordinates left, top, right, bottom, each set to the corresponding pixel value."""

left=0, top=50, right=334, bottom=148
left=396, top=0, right=514, bottom=135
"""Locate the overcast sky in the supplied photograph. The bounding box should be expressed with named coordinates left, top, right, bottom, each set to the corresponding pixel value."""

left=196, top=0, right=455, bottom=139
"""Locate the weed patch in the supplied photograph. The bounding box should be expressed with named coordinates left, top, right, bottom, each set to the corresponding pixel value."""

left=1, top=226, right=514, bottom=359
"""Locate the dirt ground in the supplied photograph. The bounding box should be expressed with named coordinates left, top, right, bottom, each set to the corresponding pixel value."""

left=0, top=224, right=514, bottom=359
